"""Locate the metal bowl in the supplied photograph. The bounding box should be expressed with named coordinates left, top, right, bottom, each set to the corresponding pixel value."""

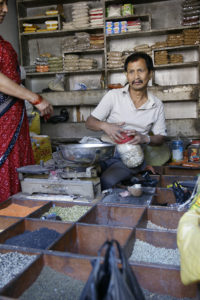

left=58, top=143, right=115, bottom=166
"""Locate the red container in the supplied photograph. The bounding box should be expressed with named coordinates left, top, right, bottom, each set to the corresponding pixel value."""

left=115, top=132, right=134, bottom=144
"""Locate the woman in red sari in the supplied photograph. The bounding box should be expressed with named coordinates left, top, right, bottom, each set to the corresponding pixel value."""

left=0, top=1, right=53, bottom=202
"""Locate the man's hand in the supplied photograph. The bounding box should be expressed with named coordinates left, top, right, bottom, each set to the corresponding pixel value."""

left=126, top=130, right=148, bottom=144
left=101, top=122, right=127, bottom=142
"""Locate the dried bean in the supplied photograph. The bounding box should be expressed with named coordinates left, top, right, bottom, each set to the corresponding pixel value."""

left=0, top=252, right=37, bottom=289
left=41, top=205, right=90, bottom=222
left=129, top=239, right=180, bottom=265
left=20, top=266, right=85, bottom=300
left=4, top=227, right=60, bottom=249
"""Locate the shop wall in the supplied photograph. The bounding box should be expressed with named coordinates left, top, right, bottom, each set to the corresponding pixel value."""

left=1, top=0, right=19, bottom=56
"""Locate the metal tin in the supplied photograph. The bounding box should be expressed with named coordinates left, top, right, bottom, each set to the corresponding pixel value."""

left=188, top=140, right=200, bottom=162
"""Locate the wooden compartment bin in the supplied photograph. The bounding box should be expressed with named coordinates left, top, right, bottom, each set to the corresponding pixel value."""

left=0, top=198, right=49, bottom=218
left=0, top=251, right=92, bottom=299
left=78, top=204, right=145, bottom=228
left=0, top=216, right=21, bottom=233
left=136, top=207, right=185, bottom=231
left=0, top=248, right=41, bottom=299
left=152, top=187, right=176, bottom=206
left=126, top=228, right=197, bottom=298
left=0, top=239, right=197, bottom=299
left=0, top=219, right=72, bottom=250
left=131, top=263, right=197, bottom=299
left=27, top=201, right=94, bottom=223
left=51, top=223, right=133, bottom=256
left=124, top=228, right=179, bottom=267
left=159, top=175, right=196, bottom=188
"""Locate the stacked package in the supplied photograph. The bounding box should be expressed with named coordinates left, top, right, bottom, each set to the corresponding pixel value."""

left=127, top=20, right=141, bottom=32
left=24, top=65, right=36, bottom=73
left=106, top=21, right=113, bottom=35
left=79, top=58, right=98, bottom=70
left=89, top=8, right=103, bottom=27
left=107, top=51, right=124, bottom=69
left=35, top=57, right=49, bottom=72
left=62, top=22, right=74, bottom=30
left=23, top=23, right=38, bottom=33
left=45, top=9, right=58, bottom=16
left=114, top=21, right=128, bottom=34
left=154, top=51, right=169, bottom=65
left=169, top=54, right=184, bottom=64
left=62, top=36, right=77, bottom=52
left=63, top=54, right=79, bottom=71
left=45, top=20, right=58, bottom=31
left=183, top=28, right=200, bottom=45
left=151, top=41, right=168, bottom=49
left=134, top=44, right=152, bottom=56
left=90, top=34, right=104, bottom=49
left=106, top=21, right=128, bottom=34
left=63, top=55, right=97, bottom=71
left=122, top=51, right=132, bottom=63
left=122, top=4, right=134, bottom=16
left=75, top=32, right=90, bottom=50
left=72, top=2, right=89, bottom=29
left=167, top=34, right=183, bottom=46
left=181, top=0, right=200, bottom=26
left=48, top=56, right=63, bottom=72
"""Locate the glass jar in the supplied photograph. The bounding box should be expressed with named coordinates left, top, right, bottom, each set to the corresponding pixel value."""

left=188, top=140, right=200, bottom=162
left=171, top=140, right=184, bottom=162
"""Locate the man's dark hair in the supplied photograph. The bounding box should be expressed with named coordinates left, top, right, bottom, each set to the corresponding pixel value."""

left=124, top=52, right=154, bottom=73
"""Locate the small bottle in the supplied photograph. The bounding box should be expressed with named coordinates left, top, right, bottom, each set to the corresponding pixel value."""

left=171, top=140, right=184, bottom=162
left=188, top=140, right=200, bottom=162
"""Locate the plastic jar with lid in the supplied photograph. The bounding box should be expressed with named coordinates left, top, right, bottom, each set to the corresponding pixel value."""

left=115, top=133, right=144, bottom=168
left=188, top=140, right=200, bottom=162
left=171, top=140, right=184, bottom=162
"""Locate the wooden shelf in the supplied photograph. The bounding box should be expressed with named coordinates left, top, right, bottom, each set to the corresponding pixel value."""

left=40, top=84, right=199, bottom=106
left=154, top=61, right=199, bottom=69
left=19, top=15, right=61, bottom=22
left=20, top=26, right=104, bottom=38
left=107, top=68, right=124, bottom=73
left=105, top=14, right=150, bottom=22
left=106, top=25, right=200, bottom=39
left=153, top=45, right=200, bottom=52
left=104, top=0, right=172, bottom=3
left=17, top=0, right=100, bottom=8
left=26, top=68, right=105, bottom=77
left=63, top=48, right=105, bottom=55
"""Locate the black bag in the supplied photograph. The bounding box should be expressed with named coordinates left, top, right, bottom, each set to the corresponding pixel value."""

left=79, top=240, right=145, bottom=300
left=172, top=181, right=191, bottom=204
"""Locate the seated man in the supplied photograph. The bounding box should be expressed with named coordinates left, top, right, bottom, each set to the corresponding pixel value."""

left=86, top=52, right=167, bottom=190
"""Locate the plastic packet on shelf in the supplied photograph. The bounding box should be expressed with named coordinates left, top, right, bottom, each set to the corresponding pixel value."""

left=73, top=83, right=87, bottom=91
left=107, top=5, right=121, bottom=17
left=48, top=74, right=65, bottom=92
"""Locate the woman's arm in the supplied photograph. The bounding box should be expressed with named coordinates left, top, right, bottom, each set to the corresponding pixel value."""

left=0, top=72, right=53, bottom=116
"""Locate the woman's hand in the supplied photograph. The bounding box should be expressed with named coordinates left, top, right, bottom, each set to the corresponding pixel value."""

left=35, top=98, right=53, bottom=117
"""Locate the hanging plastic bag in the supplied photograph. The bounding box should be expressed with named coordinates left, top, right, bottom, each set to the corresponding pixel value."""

left=79, top=240, right=145, bottom=300
left=172, top=181, right=191, bottom=204
left=48, top=74, right=65, bottom=91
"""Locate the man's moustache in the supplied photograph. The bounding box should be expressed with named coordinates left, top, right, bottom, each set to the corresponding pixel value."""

left=132, top=80, right=143, bottom=84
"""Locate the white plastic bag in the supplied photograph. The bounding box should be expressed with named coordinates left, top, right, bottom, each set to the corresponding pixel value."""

left=48, top=74, right=65, bottom=91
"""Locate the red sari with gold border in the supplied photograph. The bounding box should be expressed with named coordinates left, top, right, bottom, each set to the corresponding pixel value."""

left=0, top=36, right=34, bottom=202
